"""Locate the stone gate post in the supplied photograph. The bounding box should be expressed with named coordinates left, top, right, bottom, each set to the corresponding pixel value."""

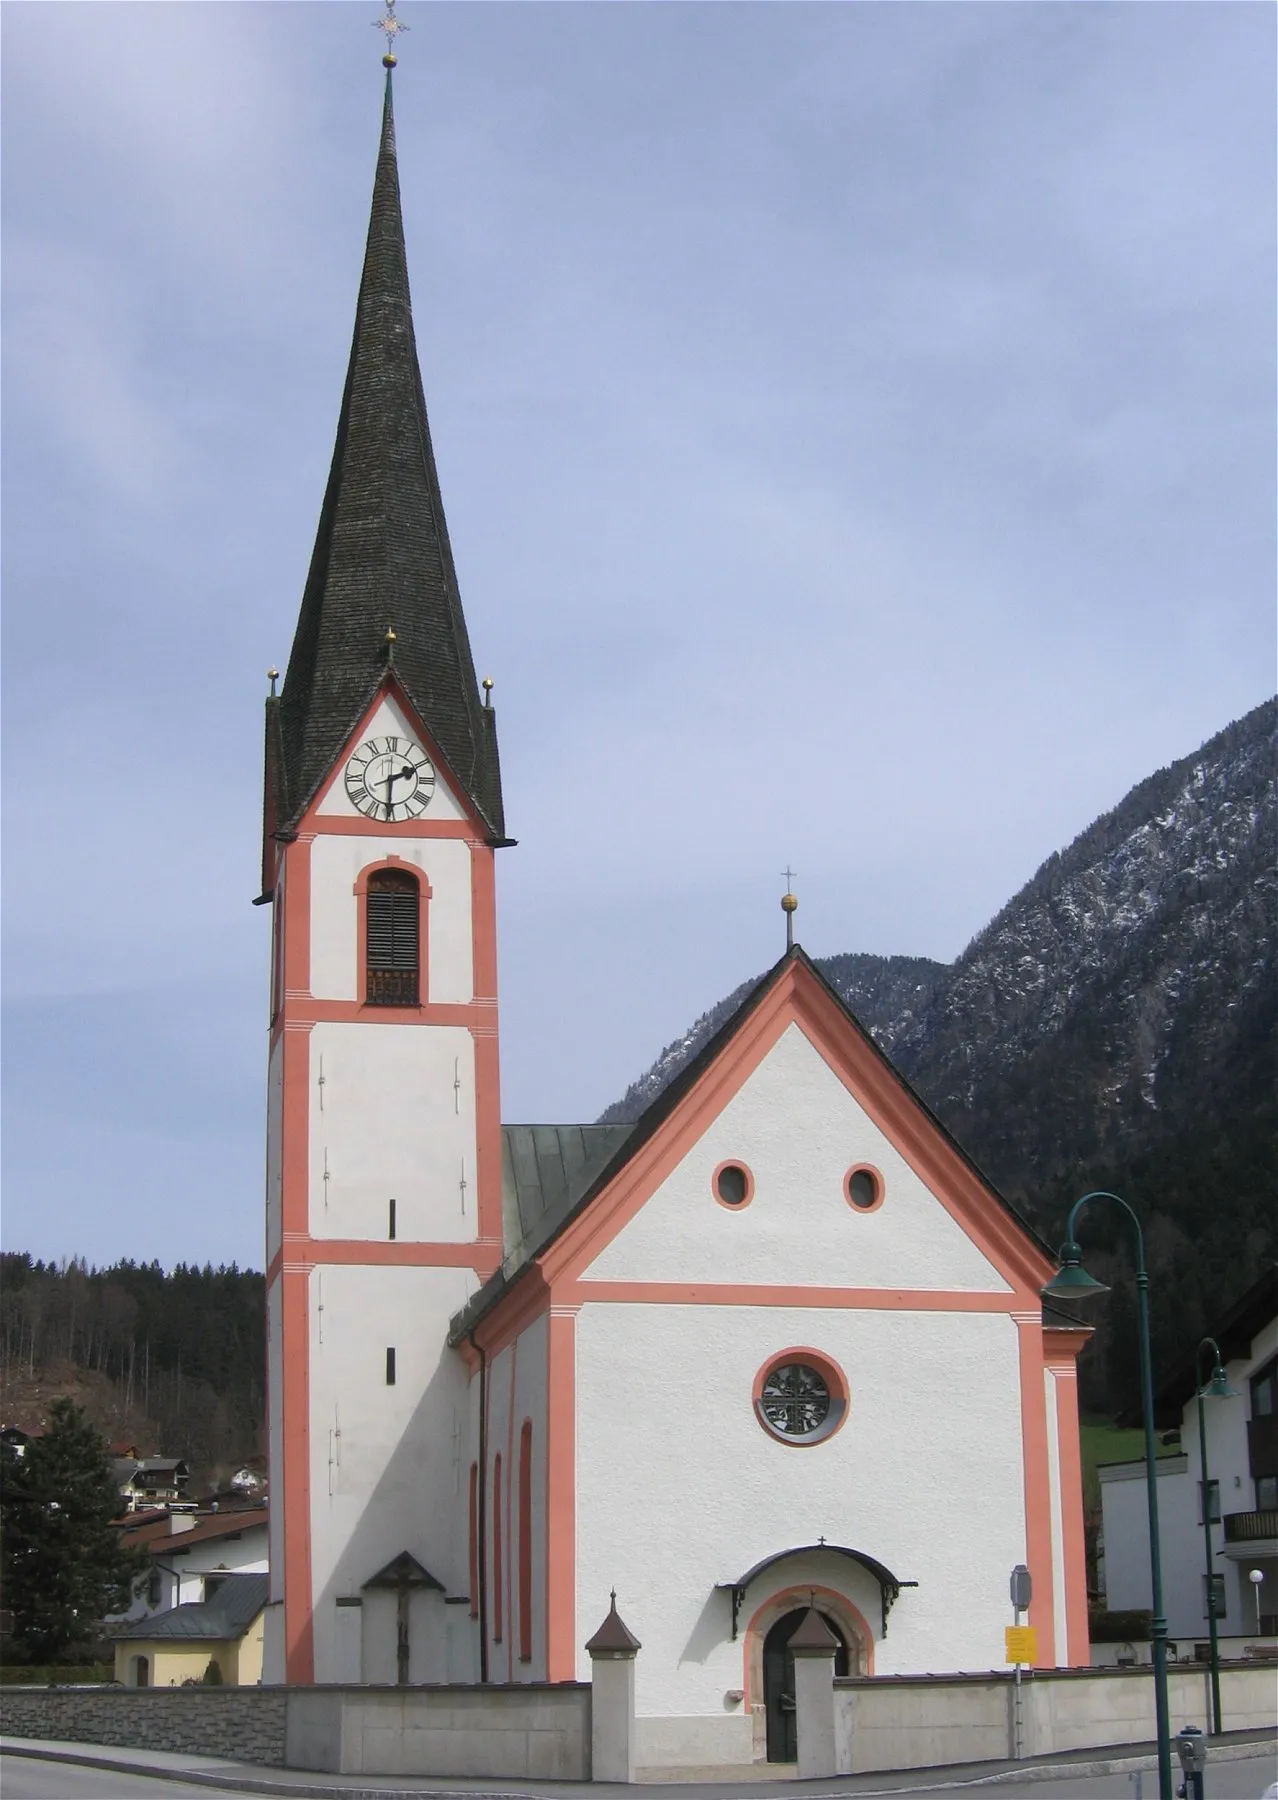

left=790, top=1605, right=839, bottom=1779
left=586, top=1592, right=641, bottom=1783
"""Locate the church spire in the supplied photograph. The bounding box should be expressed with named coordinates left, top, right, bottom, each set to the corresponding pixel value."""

left=274, top=65, right=505, bottom=840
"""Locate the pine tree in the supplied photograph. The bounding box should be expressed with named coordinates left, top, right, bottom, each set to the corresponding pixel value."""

left=1, top=1398, right=146, bottom=1662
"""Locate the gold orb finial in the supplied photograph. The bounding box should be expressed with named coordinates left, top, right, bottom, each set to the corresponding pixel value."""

left=383, top=52, right=397, bottom=68
left=267, top=666, right=280, bottom=697
left=385, top=625, right=397, bottom=644
left=482, top=676, right=494, bottom=709
left=780, top=866, right=798, bottom=950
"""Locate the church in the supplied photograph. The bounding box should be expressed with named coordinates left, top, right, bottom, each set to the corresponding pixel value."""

left=260, top=54, right=1089, bottom=1768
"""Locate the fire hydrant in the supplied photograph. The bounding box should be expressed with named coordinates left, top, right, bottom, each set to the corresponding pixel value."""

left=1175, top=1724, right=1207, bottom=1800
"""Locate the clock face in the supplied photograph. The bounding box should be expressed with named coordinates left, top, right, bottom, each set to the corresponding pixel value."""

left=344, top=735, right=437, bottom=821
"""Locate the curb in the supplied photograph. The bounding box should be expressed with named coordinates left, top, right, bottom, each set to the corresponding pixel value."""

left=799, top=1734, right=1278, bottom=1796
left=5, top=1741, right=526, bottom=1800
left=2, top=1734, right=1276, bottom=1798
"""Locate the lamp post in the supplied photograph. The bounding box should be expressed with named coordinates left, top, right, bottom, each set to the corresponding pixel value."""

left=1042, top=1191, right=1173, bottom=1800
left=1194, top=1338, right=1238, bottom=1736
left=1248, top=1568, right=1265, bottom=1635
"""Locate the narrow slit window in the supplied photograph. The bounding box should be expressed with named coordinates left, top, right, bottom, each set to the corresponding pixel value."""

left=366, top=870, right=420, bottom=1006
left=385, top=1347, right=396, bottom=1386
left=468, top=1463, right=479, bottom=1619
left=388, top=1198, right=397, bottom=1241
left=518, top=1421, right=533, bottom=1662
left=493, top=1454, right=504, bottom=1643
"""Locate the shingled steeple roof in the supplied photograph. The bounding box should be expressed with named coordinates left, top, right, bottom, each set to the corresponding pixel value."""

left=272, top=69, right=504, bottom=840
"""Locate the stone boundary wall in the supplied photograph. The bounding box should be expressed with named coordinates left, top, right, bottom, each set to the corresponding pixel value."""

left=0, top=1682, right=591, bottom=1781
left=0, top=1686, right=287, bottom=1766
left=288, top=1683, right=591, bottom=1779
left=833, top=1661, right=1278, bottom=1774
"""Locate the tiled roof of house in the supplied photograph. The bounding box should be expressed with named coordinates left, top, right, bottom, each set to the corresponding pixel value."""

left=272, top=69, right=504, bottom=843
left=119, top=1507, right=268, bottom=1556
left=112, top=1573, right=268, bottom=1643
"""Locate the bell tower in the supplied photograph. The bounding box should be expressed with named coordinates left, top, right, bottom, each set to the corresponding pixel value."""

left=260, top=58, right=508, bottom=1685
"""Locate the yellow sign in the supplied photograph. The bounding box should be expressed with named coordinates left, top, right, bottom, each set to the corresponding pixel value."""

left=1005, top=1626, right=1037, bottom=1664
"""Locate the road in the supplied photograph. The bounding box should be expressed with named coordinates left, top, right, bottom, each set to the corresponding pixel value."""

left=3, top=1753, right=1276, bottom=1800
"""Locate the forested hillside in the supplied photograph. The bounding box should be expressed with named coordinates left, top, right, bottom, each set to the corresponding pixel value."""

left=604, top=699, right=1277, bottom=1414
left=0, top=1256, right=264, bottom=1487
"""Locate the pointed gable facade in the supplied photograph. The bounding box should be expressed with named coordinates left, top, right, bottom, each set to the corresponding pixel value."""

left=447, top=954, right=1090, bottom=1763
left=262, top=60, right=1090, bottom=1768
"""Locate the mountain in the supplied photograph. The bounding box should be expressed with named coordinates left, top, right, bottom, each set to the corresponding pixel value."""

left=602, top=698, right=1277, bottom=1410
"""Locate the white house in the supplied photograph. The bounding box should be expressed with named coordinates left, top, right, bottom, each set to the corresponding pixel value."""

left=1098, top=1265, right=1277, bottom=1645
left=258, top=59, right=1092, bottom=1768
left=114, top=1506, right=270, bottom=1626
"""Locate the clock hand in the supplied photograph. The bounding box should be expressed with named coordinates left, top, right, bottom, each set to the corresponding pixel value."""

left=384, top=764, right=396, bottom=820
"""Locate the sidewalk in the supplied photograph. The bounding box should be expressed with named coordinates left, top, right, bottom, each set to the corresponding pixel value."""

left=3, top=1729, right=1276, bottom=1800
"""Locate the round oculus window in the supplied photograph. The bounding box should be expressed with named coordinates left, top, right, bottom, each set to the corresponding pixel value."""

left=714, top=1162, right=752, bottom=1207
left=845, top=1166, right=883, bottom=1211
left=754, top=1355, right=847, bottom=1444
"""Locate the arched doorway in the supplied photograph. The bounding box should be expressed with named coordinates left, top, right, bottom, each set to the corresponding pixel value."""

left=132, top=1654, right=149, bottom=1688
left=762, top=1607, right=849, bottom=1762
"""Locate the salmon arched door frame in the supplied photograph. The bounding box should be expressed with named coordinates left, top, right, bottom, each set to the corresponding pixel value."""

left=742, top=1582, right=873, bottom=1762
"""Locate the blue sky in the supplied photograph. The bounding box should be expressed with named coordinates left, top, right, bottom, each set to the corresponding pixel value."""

left=3, top=2, right=1274, bottom=1271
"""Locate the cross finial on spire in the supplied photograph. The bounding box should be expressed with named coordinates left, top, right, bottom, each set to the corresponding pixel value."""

left=373, top=0, right=409, bottom=68
left=781, top=867, right=798, bottom=951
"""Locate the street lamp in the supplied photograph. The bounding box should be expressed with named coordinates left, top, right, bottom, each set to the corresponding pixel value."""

left=1248, top=1568, right=1265, bottom=1636
left=1042, top=1191, right=1173, bottom=1800
left=1194, top=1338, right=1238, bottom=1736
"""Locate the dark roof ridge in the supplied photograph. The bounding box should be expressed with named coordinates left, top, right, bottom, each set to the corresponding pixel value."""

left=450, top=945, right=1051, bottom=1344
left=275, top=67, right=504, bottom=841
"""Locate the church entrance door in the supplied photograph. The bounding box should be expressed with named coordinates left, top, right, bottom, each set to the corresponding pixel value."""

left=762, top=1607, right=850, bottom=1762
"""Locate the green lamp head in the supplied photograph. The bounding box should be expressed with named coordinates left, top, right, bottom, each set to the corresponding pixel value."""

left=1042, top=1241, right=1109, bottom=1300
left=1199, top=1361, right=1239, bottom=1401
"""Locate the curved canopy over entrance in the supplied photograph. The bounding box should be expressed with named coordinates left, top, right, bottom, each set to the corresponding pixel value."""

left=717, top=1543, right=918, bottom=1638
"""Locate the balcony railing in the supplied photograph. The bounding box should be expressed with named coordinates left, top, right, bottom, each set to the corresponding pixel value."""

left=1222, top=1509, right=1278, bottom=1543
left=366, top=968, right=419, bottom=1006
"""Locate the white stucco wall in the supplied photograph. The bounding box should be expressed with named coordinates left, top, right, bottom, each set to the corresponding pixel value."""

left=315, top=694, right=471, bottom=825
left=574, top=1301, right=1027, bottom=1720
left=308, top=1023, right=477, bottom=1241
left=162, top=1527, right=270, bottom=1609
left=1099, top=1456, right=1198, bottom=1633
left=309, top=833, right=473, bottom=1005
left=583, top=1024, right=1010, bottom=1292
left=482, top=1316, right=549, bottom=1683
left=307, top=1263, right=478, bottom=1683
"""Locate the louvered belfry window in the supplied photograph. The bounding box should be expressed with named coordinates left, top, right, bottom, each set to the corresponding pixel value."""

left=366, top=870, right=420, bottom=1005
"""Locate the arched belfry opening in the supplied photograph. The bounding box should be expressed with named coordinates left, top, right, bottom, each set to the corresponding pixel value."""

left=365, top=867, right=420, bottom=1005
